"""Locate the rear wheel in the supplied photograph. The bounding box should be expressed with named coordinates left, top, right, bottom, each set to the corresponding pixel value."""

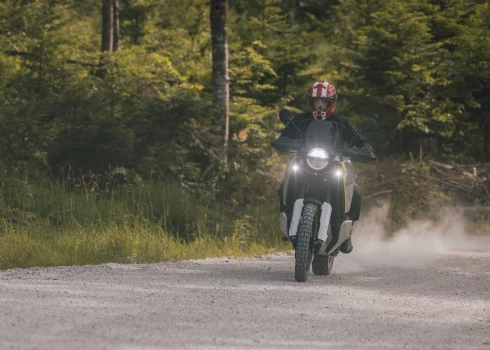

left=312, top=254, right=335, bottom=275
left=294, top=203, right=317, bottom=282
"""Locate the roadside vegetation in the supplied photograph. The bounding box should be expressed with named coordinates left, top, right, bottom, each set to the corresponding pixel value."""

left=2, top=157, right=489, bottom=269
left=0, top=167, right=288, bottom=269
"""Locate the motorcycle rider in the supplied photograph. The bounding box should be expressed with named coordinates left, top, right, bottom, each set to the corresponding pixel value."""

left=276, top=81, right=375, bottom=254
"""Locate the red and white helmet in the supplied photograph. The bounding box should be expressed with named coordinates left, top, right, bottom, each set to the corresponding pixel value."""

left=306, top=81, right=337, bottom=120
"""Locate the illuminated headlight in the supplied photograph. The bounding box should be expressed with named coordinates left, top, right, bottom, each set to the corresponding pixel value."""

left=307, top=148, right=328, bottom=170
left=335, top=169, right=343, bottom=177
left=292, top=164, right=299, bottom=172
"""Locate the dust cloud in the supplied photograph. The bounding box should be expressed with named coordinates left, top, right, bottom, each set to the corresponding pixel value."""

left=350, top=202, right=490, bottom=268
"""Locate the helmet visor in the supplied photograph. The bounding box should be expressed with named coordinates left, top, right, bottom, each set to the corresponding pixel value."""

left=307, top=96, right=335, bottom=111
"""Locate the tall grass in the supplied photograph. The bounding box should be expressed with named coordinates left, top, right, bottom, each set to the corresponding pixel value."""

left=0, top=170, right=287, bottom=269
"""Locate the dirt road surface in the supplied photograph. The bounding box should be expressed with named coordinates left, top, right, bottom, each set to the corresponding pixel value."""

left=1, top=237, right=489, bottom=350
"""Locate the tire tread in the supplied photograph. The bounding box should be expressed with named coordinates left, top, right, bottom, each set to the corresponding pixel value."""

left=294, top=203, right=317, bottom=282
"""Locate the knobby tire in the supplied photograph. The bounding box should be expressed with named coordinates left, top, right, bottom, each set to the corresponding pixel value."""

left=294, top=203, right=317, bottom=282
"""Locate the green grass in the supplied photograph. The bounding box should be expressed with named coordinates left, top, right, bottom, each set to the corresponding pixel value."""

left=0, top=172, right=288, bottom=270
left=0, top=221, right=286, bottom=269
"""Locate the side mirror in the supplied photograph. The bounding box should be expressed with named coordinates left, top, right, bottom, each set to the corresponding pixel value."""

left=362, top=119, right=377, bottom=132
left=279, top=109, right=293, bottom=125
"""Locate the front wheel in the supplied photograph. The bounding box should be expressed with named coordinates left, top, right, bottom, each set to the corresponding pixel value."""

left=294, top=203, right=317, bottom=282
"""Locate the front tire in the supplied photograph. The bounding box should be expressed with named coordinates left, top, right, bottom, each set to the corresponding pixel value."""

left=294, top=203, right=317, bottom=282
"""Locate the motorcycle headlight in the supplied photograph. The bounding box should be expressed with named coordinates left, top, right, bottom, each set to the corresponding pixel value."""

left=307, top=148, right=329, bottom=170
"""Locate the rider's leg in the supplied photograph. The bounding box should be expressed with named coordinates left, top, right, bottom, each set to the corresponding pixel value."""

left=347, top=181, right=361, bottom=221
left=278, top=182, right=289, bottom=241
left=340, top=181, right=361, bottom=254
left=278, top=181, right=293, bottom=240
left=278, top=182, right=286, bottom=212
left=278, top=177, right=300, bottom=240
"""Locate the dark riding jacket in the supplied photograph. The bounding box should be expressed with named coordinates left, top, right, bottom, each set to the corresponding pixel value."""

left=280, top=112, right=374, bottom=153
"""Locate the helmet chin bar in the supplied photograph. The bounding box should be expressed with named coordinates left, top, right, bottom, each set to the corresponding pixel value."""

left=312, top=110, right=328, bottom=120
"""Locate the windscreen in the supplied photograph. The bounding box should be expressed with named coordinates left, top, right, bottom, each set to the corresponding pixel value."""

left=305, top=120, right=341, bottom=151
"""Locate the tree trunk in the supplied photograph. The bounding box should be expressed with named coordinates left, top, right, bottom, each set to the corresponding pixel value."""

left=210, top=0, right=229, bottom=166
left=113, top=0, right=121, bottom=51
left=101, top=0, right=114, bottom=52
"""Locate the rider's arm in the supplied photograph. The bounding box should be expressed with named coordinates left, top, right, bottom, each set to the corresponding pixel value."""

left=279, top=113, right=307, bottom=140
left=349, top=127, right=373, bottom=152
left=335, top=115, right=376, bottom=155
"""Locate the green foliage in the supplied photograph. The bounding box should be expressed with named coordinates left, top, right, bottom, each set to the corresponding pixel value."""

left=3, top=0, right=489, bottom=174
left=327, top=0, right=490, bottom=156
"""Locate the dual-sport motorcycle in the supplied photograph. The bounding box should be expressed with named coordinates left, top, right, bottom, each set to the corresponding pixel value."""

left=272, top=109, right=377, bottom=282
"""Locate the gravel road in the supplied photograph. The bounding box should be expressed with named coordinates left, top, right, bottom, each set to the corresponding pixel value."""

left=1, top=236, right=489, bottom=350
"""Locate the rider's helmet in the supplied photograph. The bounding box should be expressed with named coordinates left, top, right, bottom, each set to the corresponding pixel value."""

left=306, top=81, right=337, bottom=120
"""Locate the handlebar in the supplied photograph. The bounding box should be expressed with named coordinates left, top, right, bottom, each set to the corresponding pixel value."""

left=271, top=137, right=302, bottom=154
left=341, top=147, right=377, bottom=163
left=272, top=137, right=376, bottom=163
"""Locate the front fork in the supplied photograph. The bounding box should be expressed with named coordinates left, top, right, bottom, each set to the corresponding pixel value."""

left=284, top=199, right=333, bottom=250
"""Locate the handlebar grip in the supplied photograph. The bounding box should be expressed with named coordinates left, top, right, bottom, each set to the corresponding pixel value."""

left=341, top=147, right=376, bottom=163
left=271, top=138, right=302, bottom=154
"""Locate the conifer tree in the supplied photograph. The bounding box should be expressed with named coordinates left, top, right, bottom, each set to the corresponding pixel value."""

left=210, top=0, right=230, bottom=166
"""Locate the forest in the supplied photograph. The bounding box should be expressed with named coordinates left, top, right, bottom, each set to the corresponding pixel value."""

left=0, top=0, right=489, bottom=268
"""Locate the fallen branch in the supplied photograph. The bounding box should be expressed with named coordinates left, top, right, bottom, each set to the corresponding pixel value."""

left=365, top=190, right=393, bottom=199
left=399, top=173, right=481, bottom=197
left=428, top=160, right=490, bottom=170
left=430, top=165, right=447, bottom=177
left=451, top=163, right=490, bottom=169
left=428, top=160, right=453, bottom=170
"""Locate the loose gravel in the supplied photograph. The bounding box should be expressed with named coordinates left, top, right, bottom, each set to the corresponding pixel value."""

left=1, top=239, right=489, bottom=349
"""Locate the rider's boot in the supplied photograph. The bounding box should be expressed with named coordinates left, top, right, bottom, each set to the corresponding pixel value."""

left=340, top=237, right=353, bottom=254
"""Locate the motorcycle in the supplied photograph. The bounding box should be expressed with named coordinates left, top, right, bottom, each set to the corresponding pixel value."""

left=272, top=109, right=377, bottom=282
